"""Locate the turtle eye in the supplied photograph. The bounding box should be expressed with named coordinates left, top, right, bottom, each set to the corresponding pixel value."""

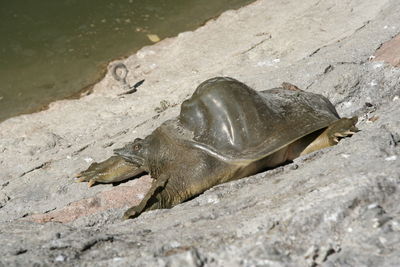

left=133, top=144, right=141, bottom=151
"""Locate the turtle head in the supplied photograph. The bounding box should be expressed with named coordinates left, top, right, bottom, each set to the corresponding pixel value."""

left=114, top=138, right=150, bottom=168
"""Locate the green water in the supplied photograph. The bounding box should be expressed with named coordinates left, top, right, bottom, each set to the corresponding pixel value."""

left=0, top=0, right=254, bottom=122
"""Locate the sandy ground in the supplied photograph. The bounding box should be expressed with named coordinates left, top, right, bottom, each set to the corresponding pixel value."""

left=1, top=0, right=400, bottom=266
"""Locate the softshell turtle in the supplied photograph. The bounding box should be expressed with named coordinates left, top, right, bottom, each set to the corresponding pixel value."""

left=76, top=77, right=357, bottom=219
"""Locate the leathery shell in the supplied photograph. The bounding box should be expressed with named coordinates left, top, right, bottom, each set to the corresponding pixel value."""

left=169, top=77, right=341, bottom=162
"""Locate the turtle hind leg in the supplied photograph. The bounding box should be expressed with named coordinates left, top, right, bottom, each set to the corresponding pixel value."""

left=299, top=117, right=358, bottom=156
left=76, top=156, right=145, bottom=187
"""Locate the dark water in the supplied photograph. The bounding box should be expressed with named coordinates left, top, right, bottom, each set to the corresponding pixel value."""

left=0, top=0, right=254, bottom=122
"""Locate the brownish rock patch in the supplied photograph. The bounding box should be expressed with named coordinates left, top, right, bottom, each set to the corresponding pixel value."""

left=373, top=34, right=400, bottom=67
left=27, top=175, right=153, bottom=223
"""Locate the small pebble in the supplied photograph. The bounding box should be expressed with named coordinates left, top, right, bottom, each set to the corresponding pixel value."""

left=385, top=155, right=397, bottom=161
left=289, top=164, right=298, bottom=170
left=147, top=34, right=160, bottom=43
left=55, top=254, right=66, bottom=262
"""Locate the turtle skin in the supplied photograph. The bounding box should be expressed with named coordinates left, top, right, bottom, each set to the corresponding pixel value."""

left=76, top=77, right=358, bottom=219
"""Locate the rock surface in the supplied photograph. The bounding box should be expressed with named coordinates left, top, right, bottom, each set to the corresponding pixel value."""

left=1, top=0, right=400, bottom=266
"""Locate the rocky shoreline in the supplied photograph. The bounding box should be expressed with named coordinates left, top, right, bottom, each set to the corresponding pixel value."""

left=1, top=0, right=400, bottom=265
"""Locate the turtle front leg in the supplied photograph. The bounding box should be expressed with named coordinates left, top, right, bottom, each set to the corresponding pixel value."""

left=300, top=117, right=358, bottom=155
left=76, top=156, right=145, bottom=187
left=122, top=174, right=171, bottom=219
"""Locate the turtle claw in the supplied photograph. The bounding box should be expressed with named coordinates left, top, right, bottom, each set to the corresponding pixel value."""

left=343, top=130, right=357, bottom=135
left=75, top=176, right=85, bottom=182
left=123, top=207, right=137, bottom=220
left=87, top=179, right=96, bottom=187
left=334, top=133, right=345, bottom=138
left=74, top=171, right=99, bottom=187
left=75, top=166, right=98, bottom=181
left=333, top=130, right=356, bottom=138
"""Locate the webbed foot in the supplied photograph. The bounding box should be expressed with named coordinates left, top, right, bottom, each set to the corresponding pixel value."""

left=76, top=156, right=144, bottom=187
left=300, top=117, right=358, bottom=155
left=325, top=116, right=358, bottom=145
